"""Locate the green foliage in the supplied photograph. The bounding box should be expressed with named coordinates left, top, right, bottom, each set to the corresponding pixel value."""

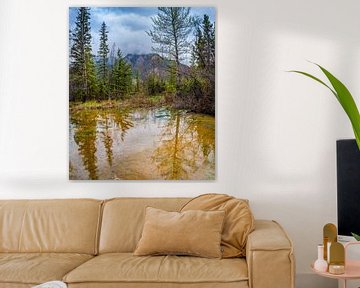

left=192, top=14, right=215, bottom=73
left=134, top=70, right=141, bottom=93
left=97, top=22, right=110, bottom=100
left=85, top=51, right=99, bottom=100
left=352, top=232, right=360, bottom=241
left=70, top=7, right=95, bottom=102
left=177, top=70, right=215, bottom=115
left=110, top=49, right=133, bottom=99
left=290, top=63, right=360, bottom=150
left=173, top=14, right=216, bottom=115
left=165, top=61, right=177, bottom=94
left=146, top=73, right=165, bottom=96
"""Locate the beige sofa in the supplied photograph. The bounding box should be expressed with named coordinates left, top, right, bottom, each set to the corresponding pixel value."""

left=0, top=198, right=295, bottom=288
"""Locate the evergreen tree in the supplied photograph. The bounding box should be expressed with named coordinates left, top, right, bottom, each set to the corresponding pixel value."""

left=165, top=61, right=177, bottom=94
left=135, top=70, right=141, bottom=93
left=147, top=7, right=194, bottom=83
left=70, top=7, right=95, bottom=102
left=97, top=22, right=110, bottom=100
left=85, top=51, right=99, bottom=100
left=108, top=43, right=117, bottom=100
left=111, top=49, right=132, bottom=99
left=146, top=72, right=165, bottom=95
left=109, top=43, right=117, bottom=68
left=193, top=14, right=215, bottom=73
left=188, top=14, right=216, bottom=114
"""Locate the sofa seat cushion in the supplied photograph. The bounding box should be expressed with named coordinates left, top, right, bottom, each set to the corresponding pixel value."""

left=64, top=253, right=248, bottom=285
left=0, top=253, right=93, bottom=285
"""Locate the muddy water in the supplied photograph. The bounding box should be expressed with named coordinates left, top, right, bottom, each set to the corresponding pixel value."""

left=69, top=107, right=215, bottom=180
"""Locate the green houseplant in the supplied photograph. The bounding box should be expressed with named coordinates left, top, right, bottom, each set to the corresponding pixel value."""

left=289, top=63, right=360, bottom=150
left=290, top=63, right=360, bottom=241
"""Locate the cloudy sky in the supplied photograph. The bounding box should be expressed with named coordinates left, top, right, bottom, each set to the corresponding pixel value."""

left=69, top=7, right=216, bottom=61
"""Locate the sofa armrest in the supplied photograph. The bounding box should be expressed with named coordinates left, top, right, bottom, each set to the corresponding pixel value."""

left=246, top=220, right=295, bottom=288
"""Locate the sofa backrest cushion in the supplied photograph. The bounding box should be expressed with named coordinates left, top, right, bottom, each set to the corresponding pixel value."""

left=181, top=194, right=254, bottom=258
left=99, top=198, right=189, bottom=253
left=0, top=199, right=102, bottom=254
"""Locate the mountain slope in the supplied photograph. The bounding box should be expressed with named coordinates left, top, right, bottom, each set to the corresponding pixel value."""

left=124, top=53, right=189, bottom=80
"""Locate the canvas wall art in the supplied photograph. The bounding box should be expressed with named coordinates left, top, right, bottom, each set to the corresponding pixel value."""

left=69, top=7, right=216, bottom=180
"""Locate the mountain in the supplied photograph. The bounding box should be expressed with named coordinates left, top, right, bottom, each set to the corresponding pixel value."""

left=124, top=53, right=189, bottom=80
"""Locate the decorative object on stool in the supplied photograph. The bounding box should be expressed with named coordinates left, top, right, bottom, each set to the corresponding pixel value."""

left=312, top=227, right=360, bottom=288
left=328, top=242, right=345, bottom=275
left=314, top=244, right=328, bottom=272
left=323, top=223, right=337, bottom=262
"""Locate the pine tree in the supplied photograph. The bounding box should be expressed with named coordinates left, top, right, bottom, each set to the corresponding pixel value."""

left=193, top=15, right=215, bottom=73
left=70, top=7, right=95, bottom=102
left=135, top=70, right=141, bottom=93
left=111, top=49, right=132, bottom=99
left=97, top=22, right=110, bottom=100
left=147, top=7, right=194, bottom=82
left=109, top=43, right=117, bottom=68
left=190, top=14, right=216, bottom=114
left=146, top=72, right=164, bottom=95
left=85, top=51, right=99, bottom=100
left=165, top=61, right=177, bottom=94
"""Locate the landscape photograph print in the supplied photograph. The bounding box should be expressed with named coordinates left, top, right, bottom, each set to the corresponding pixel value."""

left=69, top=7, right=216, bottom=180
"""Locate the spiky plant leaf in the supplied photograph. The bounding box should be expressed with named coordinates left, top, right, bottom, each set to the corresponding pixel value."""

left=289, top=64, right=360, bottom=150
left=351, top=232, right=360, bottom=241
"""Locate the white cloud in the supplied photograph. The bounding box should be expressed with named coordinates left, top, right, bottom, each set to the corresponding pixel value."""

left=91, top=8, right=155, bottom=55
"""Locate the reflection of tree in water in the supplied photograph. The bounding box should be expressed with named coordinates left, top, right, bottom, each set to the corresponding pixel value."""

left=152, top=110, right=215, bottom=180
left=71, top=110, right=99, bottom=180
left=189, top=115, right=215, bottom=159
left=98, top=109, right=133, bottom=169
left=71, top=108, right=134, bottom=179
left=112, top=109, right=134, bottom=141
left=99, top=114, right=113, bottom=168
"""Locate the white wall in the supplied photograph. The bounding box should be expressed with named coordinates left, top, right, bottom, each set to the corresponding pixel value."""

left=1, top=0, right=360, bottom=287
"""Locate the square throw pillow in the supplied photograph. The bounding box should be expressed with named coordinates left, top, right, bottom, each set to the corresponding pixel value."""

left=134, top=207, right=225, bottom=258
left=181, top=193, right=255, bottom=258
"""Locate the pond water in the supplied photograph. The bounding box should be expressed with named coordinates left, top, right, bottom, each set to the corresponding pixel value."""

left=69, top=107, right=215, bottom=180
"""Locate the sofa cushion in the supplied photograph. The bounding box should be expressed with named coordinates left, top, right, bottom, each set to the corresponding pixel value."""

left=0, top=199, right=102, bottom=254
left=181, top=194, right=254, bottom=258
left=0, top=253, right=93, bottom=285
left=99, top=198, right=190, bottom=253
left=63, top=253, right=248, bottom=284
left=134, top=207, right=225, bottom=258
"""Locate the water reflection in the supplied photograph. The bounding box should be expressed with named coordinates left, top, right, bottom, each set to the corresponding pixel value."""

left=152, top=111, right=215, bottom=179
left=70, top=110, right=99, bottom=180
left=69, top=107, right=215, bottom=180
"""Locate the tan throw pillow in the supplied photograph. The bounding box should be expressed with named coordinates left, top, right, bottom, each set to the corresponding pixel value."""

left=181, top=193, right=254, bottom=258
left=134, top=207, right=225, bottom=258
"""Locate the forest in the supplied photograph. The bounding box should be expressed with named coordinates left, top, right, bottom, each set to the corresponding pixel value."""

left=69, top=7, right=215, bottom=115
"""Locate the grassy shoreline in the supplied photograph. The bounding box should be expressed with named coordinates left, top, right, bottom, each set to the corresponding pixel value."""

left=69, top=94, right=168, bottom=112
